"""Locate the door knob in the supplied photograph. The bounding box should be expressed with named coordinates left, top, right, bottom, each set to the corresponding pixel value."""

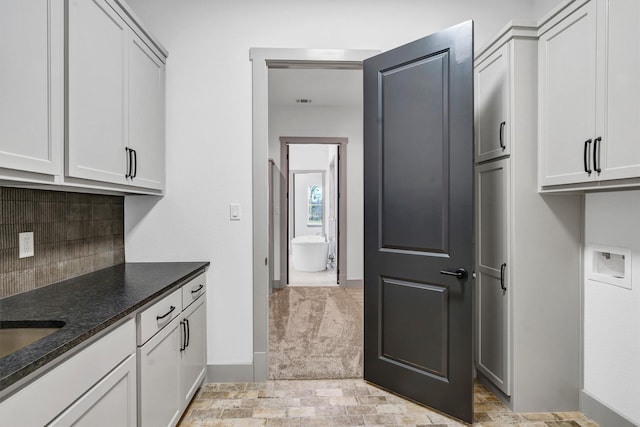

left=440, top=268, right=467, bottom=279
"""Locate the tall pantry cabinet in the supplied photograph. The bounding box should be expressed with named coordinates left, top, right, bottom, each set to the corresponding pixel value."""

left=474, top=23, right=583, bottom=412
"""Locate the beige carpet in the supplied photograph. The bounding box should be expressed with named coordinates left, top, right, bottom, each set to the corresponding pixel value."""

left=269, top=286, right=363, bottom=380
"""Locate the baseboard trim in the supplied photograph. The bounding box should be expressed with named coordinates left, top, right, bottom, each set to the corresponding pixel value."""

left=581, top=390, right=637, bottom=427
left=207, top=363, right=255, bottom=383
left=476, top=371, right=512, bottom=409
left=345, top=279, right=363, bottom=288
left=253, top=352, right=268, bottom=381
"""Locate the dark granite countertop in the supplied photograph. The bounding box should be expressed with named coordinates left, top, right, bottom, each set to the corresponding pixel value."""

left=0, top=262, right=209, bottom=395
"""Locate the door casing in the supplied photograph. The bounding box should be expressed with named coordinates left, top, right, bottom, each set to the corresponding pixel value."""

left=279, top=137, right=348, bottom=288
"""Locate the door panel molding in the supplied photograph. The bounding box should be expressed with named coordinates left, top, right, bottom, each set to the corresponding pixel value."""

left=378, top=52, right=450, bottom=255
left=380, top=277, right=449, bottom=378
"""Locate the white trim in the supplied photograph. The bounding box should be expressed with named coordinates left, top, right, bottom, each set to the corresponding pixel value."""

left=581, top=390, right=637, bottom=427
left=206, top=364, right=254, bottom=383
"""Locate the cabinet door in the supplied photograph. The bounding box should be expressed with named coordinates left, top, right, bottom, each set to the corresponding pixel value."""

left=596, top=0, right=640, bottom=181
left=138, top=317, right=181, bottom=427
left=67, top=0, right=128, bottom=185
left=129, top=35, right=165, bottom=190
left=0, top=0, right=62, bottom=176
left=180, top=296, right=207, bottom=407
left=475, top=159, right=511, bottom=395
left=538, top=0, right=597, bottom=187
left=49, top=354, right=136, bottom=427
left=475, top=43, right=510, bottom=163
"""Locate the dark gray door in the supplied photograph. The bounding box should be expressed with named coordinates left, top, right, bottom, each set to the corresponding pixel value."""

left=363, top=21, right=474, bottom=424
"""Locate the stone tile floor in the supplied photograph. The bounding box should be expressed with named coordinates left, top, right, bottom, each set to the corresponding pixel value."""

left=177, top=379, right=598, bottom=426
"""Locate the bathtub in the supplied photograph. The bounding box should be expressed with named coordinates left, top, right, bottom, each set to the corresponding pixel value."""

left=291, top=235, right=329, bottom=272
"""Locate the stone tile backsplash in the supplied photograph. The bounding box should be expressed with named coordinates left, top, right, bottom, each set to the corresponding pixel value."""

left=0, top=187, right=125, bottom=299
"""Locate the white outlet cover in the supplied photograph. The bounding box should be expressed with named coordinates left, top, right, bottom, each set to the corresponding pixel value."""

left=19, top=232, right=34, bottom=258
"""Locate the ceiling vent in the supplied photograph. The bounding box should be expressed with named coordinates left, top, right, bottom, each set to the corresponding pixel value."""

left=296, top=99, right=312, bottom=104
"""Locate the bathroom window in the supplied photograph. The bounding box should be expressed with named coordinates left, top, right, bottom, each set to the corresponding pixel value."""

left=307, top=185, right=323, bottom=225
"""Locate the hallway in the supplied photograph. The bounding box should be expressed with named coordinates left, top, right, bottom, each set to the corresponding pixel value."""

left=269, top=287, right=362, bottom=380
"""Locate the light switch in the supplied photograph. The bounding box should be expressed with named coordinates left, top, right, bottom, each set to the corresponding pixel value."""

left=230, top=203, right=241, bottom=221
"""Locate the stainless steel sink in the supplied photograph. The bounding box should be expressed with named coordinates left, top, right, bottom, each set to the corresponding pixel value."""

left=0, top=321, right=65, bottom=358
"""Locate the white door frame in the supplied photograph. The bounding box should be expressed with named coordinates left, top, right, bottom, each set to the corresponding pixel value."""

left=280, top=137, right=348, bottom=288
left=250, top=48, right=378, bottom=381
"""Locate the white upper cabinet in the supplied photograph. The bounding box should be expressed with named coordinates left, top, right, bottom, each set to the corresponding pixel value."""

left=538, top=0, right=596, bottom=187
left=67, top=0, right=166, bottom=192
left=0, top=0, right=63, bottom=176
left=475, top=43, right=510, bottom=163
left=596, top=0, right=640, bottom=181
left=67, top=0, right=129, bottom=186
left=539, top=0, right=640, bottom=189
left=129, top=35, right=165, bottom=190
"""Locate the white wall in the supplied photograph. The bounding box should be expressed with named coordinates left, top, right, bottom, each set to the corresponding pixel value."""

left=124, top=0, right=543, bottom=367
left=288, top=144, right=330, bottom=170
left=533, top=0, right=565, bottom=20
left=584, top=191, right=640, bottom=425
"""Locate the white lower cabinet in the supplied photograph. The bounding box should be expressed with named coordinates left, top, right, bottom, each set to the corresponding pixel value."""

left=50, top=354, right=137, bottom=427
left=137, top=273, right=207, bottom=427
left=476, top=159, right=511, bottom=396
left=0, top=275, right=207, bottom=426
left=180, top=296, right=207, bottom=407
left=138, top=315, right=182, bottom=427
left=0, top=319, right=136, bottom=427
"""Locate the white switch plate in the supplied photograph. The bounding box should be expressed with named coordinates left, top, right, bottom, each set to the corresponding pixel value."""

left=19, top=232, right=34, bottom=258
left=230, top=203, right=241, bottom=221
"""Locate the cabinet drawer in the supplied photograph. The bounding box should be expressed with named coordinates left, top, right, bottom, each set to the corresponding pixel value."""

left=182, top=273, right=206, bottom=310
left=137, top=288, right=181, bottom=345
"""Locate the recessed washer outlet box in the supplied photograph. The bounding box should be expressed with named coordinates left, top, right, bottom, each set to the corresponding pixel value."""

left=586, top=244, right=632, bottom=289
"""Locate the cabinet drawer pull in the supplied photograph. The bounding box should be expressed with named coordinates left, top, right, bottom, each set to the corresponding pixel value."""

left=593, top=136, right=602, bottom=174
left=500, top=263, right=507, bottom=294
left=180, top=320, right=187, bottom=351
left=131, top=149, right=138, bottom=178
left=125, top=147, right=132, bottom=178
left=191, top=284, right=204, bottom=294
left=584, top=139, right=592, bottom=175
left=185, top=318, right=190, bottom=348
left=156, top=305, right=175, bottom=321
left=499, top=121, right=506, bottom=150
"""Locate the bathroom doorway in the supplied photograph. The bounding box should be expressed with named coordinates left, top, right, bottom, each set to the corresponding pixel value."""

left=279, top=138, right=347, bottom=287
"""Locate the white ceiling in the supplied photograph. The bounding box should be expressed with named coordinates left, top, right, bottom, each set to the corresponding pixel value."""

left=268, top=68, right=363, bottom=108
